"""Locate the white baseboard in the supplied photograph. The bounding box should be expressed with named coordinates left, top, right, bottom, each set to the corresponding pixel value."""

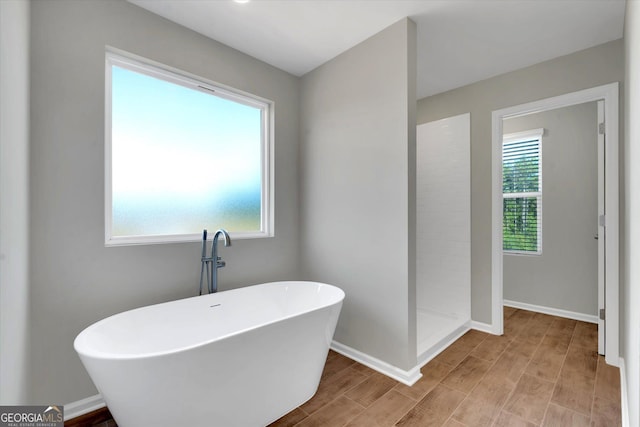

left=470, top=320, right=496, bottom=334
left=330, top=341, right=422, bottom=386
left=619, top=357, right=630, bottom=427
left=503, top=299, right=598, bottom=324
left=63, top=393, right=105, bottom=421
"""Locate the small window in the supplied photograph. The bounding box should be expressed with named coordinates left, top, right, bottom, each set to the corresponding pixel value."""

left=502, top=129, right=543, bottom=255
left=105, top=51, right=273, bottom=246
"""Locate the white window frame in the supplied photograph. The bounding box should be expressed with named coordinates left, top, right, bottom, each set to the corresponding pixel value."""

left=502, top=128, right=544, bottom=256
left=105, top=48, right=274, bottom=246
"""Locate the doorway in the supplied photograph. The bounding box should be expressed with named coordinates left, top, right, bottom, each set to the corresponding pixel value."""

left=491, top=83, right=619, bottom=366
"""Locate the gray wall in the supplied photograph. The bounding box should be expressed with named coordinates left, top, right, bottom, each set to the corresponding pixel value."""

left=623, top=1, right=640, bottom=425
left=503, top=103, right=598, bottom=315
left=300, top=18, right=418, bottom=370
left=29, top=0, right=301, bottom=404
left=417, top=39, right=624, bottom=323
left=0, top=0, right=30, bottom=405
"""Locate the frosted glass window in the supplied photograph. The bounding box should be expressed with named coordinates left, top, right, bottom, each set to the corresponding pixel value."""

left=105, top=52, right=273, bottom=245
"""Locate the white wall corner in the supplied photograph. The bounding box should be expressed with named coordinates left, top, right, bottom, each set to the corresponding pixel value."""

left=330, top=341, right=422, bottom=386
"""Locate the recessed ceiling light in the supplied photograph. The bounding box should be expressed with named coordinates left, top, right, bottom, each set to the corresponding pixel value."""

left=234, top=0, right=250, bottom=3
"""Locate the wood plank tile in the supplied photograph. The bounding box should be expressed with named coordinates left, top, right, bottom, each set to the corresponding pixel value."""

left=457, top=329, right=489, bottom=348
left=503, top=373, right=555, bottom=424
left=345, top=371, right=397, bottom=407
left=503, top=309, right=534, bottom=339
left=395, top=384, right=466, bottom=427
left=469, top=334, right=511, bottom=363
left=300, top=367, right=368, bottom=415
left=296, top=396, right=364, bottom=427
left=550, top=370, right=595, bottom=415
left=594, top=355, right=621, bottom=400
left=546, top=317, right=577, bottom=339
left=443, top=418, right=466, bottom=427
left=321, top=350, right=356, bottom=381
left=525, top=336, right=570, bottom=381
left=432, top=339, right=476, bottom=368
left=563, top=345, right=598, bottom=378
left=350, top=362, right=376, bottom=377
left=394, top=360, right=451, bottom=401
left=346, top=390, right=416, bottom=427
left=503, top=306, right=518, bottom=319
left=494, top=411, right=537, bottom=427
left=571, top=321, right=598, bottom=349
left=531, top=312, right=556, bottom=327
left=451, top=378, right=513, bottom=426
left=542, top=403, right=590, bottom=427
left=484, top=347, right=530, bottom=386
left=518, top=316, right=552, bottom=345
left=441, top=355, right=492, bottom=393
left=267, top=408, right=307, bottom=427
left=506, top=336, right=540, bottom=360
left=590, top=395, right=622, bottom=427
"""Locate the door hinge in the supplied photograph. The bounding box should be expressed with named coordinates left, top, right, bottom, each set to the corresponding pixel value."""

left=599, top=308, right=605, bottom=320
left=599, top=122, right=605, bottom=135
left=599, top=215, right=606, bottom=227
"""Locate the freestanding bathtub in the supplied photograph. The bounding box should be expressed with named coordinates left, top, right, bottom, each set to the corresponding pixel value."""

left=74, top=281, right=344, bottom=427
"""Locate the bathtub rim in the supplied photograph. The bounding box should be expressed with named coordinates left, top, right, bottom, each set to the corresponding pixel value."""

left=74, top=280, right=344, bottom=361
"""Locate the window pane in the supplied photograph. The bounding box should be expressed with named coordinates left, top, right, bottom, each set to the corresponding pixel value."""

left=503, top=197, right=540, bottom=252
left=111, top=65, right=263, bottom=238
left=503, top=139, right=540, bottom=193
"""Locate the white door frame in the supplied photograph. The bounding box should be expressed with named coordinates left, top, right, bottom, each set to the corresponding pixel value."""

left=491, top=82, right=619, bottom=366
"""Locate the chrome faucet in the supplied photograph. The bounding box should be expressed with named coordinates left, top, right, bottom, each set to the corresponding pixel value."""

left=199, top=229, right=232, bottom=295
left=211, top=229, right=231, bottom=293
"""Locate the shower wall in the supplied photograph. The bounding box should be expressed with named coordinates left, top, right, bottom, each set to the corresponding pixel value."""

left=416, top=113, right=471, bottom=359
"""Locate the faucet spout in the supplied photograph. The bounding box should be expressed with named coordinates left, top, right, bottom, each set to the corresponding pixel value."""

left=212, top=229, right=232, bottom=249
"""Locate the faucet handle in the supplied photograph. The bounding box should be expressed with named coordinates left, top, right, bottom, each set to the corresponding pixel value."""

left=217, top=260, right=226, bottom=268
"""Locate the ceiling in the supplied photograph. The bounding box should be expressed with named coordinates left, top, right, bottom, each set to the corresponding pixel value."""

left=129, top=0, right=626, bottom=99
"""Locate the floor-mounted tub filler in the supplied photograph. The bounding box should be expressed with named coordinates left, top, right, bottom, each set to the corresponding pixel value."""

left=74, top=281, right=345, bottom=427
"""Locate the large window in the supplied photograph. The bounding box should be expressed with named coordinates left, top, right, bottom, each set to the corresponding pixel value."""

left=502, top=129, right=543, bottom=255
left=105, top=51, right=273, bottom=245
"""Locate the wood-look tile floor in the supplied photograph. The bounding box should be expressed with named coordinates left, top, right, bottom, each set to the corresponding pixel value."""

left=75, top=308, right=621, bottom=427
left=269, top=308, right=621, bottom=427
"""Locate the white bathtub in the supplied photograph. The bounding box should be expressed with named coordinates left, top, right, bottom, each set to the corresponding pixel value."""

left=74, top=281, right=344, bottom=427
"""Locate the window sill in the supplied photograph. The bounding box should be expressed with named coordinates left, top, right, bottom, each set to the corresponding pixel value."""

left=105, top=231, right=273, bottom=247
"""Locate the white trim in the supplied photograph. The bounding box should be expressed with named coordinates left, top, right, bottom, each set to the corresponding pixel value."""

left=503, top=299, right=599, bottom=324
left=503, top=191, right=542, bottom=199
left=330, top=341, right=422, bottom=386
left=503, top=128, right=545, bottom=143
left=491, top=82, right=619, bottom=364
left=619, top=357, right=630, bottom=427
left=417, top=324, right=470, bottom=368
left=63, top=394, right=105, bottom=421
left=470, top=320, right=496, bottom=334
left=104, top=48, right=274, bottom=246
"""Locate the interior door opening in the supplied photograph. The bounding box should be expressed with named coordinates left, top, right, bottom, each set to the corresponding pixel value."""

left=491, top=83, right=619, bottom=365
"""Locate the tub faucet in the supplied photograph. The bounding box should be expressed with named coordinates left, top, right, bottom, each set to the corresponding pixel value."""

left=211, top=229, right=231, bottom=293
left=199, top=229, right=232, bottom=295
